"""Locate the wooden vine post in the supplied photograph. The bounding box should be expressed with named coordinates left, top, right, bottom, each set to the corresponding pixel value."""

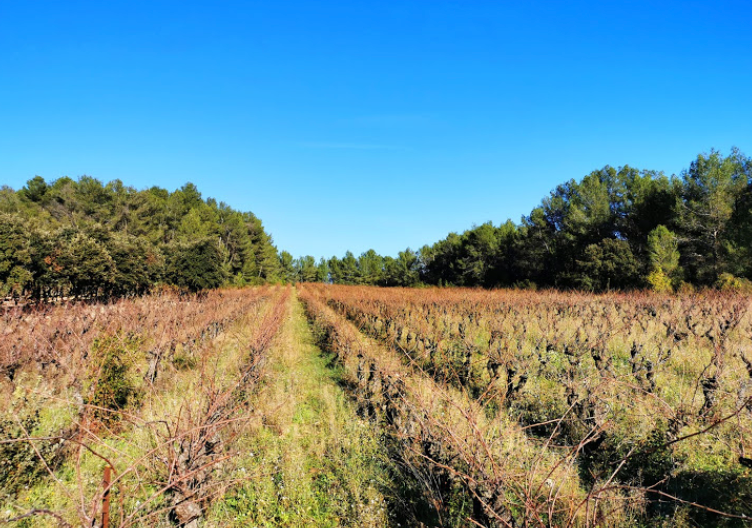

left=102, top=465, right=111, bottom=528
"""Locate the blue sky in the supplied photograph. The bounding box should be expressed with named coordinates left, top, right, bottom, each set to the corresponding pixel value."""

left=2, top=1, right=751, bottom=259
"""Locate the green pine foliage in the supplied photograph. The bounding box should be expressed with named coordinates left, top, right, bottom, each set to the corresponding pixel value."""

left=3, top=147, right=751, bottom=295
left=0, top=177, right=282, bottom=298
left=305, top=147, right=752, bottom=292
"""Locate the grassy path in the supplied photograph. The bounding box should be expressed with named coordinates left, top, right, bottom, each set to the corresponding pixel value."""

left=208, top=293, right=396, bottom=528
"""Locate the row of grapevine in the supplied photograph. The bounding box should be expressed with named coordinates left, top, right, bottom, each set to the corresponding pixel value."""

left=301, top=285, right=599, bottom=527
left=307, top=284, right=752, bottom=527
left=1, top=286, right=290, bottom=527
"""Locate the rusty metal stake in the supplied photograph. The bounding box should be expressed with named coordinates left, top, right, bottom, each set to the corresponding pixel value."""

left=102, top=465, right=111, bottom=528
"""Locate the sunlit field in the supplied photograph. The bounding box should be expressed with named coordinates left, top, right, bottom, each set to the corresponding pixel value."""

left=301, top=284, right=752, bottom=527
left=2, top=285, right=752, bottom=527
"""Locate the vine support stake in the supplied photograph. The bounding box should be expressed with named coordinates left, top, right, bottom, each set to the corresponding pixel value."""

left=102, top=465, right=111, bottom=528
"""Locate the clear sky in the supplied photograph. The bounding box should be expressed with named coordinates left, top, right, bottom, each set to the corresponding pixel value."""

left=2, top=1, right=751, bottom=259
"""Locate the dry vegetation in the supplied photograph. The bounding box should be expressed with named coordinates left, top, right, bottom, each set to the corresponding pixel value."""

left=2, top=284, right=752, bottom=527
left=0, top=287, right=289, bottom=527
left=300, top=284, right=752, bottom=527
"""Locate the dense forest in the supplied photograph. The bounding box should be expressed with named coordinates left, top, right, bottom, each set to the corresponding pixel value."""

left=289, top=148, right=752, bottom=292
left=2, top=147, right=751, bottom=298
left=0, top=177, right=282, bottom=299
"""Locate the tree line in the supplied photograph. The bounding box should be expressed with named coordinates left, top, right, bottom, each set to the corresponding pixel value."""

left=278, top=249, right=421, bottom=287
left=287, top=148, right=752, bottom=292
left=0, top=176, right=282, bottom=299
left=3, top=147, right=750, bottom=297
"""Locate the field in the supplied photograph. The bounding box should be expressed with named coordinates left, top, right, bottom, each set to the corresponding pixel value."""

left=1, top=285, right=751, bottom=527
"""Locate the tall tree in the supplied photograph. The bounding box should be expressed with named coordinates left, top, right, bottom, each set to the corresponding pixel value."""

left=0, top=214, right=33, bottom=297
left=383, top=249, right=420, bottom=286
left=295, top=255, right=318, bottom=283
left=677, top=148, right=751, bottom=283
left=358, top=249, right=384, bottom=285
left=279, top=251, right=296, bottom=282
left=315, top=257, right=330, bottom=283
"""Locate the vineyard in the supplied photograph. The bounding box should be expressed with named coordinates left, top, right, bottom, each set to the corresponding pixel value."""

left=0, top=287, right=293, bottom=526
left=1, top=285, right=752, bottom=527
left=299, top=285, right=752, bottom=527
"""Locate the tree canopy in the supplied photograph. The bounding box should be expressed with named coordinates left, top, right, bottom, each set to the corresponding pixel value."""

left=3, top=148, right=751, bottom=297
left=286, top=148, right=752, bottom=292
left=0, top=176, right=281, bottom=298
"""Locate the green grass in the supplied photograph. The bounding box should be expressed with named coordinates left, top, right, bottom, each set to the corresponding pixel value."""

left=206, top=296, right=396, bottom=528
